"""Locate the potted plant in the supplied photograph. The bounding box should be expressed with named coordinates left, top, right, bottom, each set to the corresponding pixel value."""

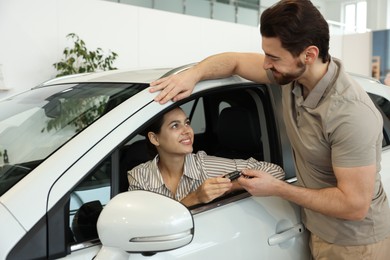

left=53, top=33, right=118, bottom=77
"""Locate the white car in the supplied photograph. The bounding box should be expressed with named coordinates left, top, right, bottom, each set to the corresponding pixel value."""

left=1, top=65, right=389, bottom=260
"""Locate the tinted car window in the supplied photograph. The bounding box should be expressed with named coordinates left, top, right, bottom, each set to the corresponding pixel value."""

left=181, top=98, right=206, bottom=134
left=369, top=93, right=390, bottom=147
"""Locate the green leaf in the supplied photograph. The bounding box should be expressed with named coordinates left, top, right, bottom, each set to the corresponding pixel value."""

left=53, top=33, right=119, bottom=77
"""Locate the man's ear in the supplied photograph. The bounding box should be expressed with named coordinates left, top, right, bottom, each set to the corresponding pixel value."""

left=148, top=132, right=159, bottom=146
left=304, top=45, right=319, bottom=63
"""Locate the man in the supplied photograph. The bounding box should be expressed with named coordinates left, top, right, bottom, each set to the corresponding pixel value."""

left=385, top=72, right=390, bottom=86
left=149, top=0, right=390, bottom=259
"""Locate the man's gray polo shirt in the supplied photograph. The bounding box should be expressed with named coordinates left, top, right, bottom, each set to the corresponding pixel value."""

left=268, top=58, right=390, bottom=245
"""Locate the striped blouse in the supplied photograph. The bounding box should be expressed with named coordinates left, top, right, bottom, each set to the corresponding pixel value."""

left=128, top=150, right=285, bottom=201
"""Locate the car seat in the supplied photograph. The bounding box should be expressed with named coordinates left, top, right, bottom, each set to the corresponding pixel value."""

left=119, top=139, right=152, bottom=192
left=215, top=106, right=263, bottom=160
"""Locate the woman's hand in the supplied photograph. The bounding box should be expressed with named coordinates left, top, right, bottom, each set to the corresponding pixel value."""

left=180, top=177, right=232, bottom=207
left=195, top=177, right=233, bottom=203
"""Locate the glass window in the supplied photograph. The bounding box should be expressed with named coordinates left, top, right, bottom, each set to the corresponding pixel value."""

left=356, top=1, right=367, bottom=32
left=181, top=98, right=206, bottom=134
left=369, top=93, right=390, bottom=147
left=344, top=1, right=367, bottom=33
left=69, top=157, right=111, bottom=245
left=0, top=83, right=147, bottom=196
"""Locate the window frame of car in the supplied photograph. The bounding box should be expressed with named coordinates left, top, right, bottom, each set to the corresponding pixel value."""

left=25, top=82, right=283, bottom=258
left=368, top=93, right=390, bottom=148
left=70, top=83, right=292, bottom=254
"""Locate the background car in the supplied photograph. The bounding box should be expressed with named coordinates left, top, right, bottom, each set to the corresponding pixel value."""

left=1, top=65, right=389, bottom=259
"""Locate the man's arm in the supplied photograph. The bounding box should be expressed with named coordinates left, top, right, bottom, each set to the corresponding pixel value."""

left=150, top=52, right=270, bottom=104
left=239, top=164, right=376, bottom=220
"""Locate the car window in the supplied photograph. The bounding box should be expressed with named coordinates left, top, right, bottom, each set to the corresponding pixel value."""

left=0, top=83, right=147, bottom=196
left=219, top=101, right=230, bottom=113
left=181, top=98, right=206, bottom=134
left=368, top=93, right=390, bottom=147
left=8, top=155, right=112, bottom=259
left=69, top=157, right=111, bottom=246
left=118, top=84, right=283, bottom=211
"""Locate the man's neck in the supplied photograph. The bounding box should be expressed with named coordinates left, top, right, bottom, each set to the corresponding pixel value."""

left=298, top=60, right=330, bottom=98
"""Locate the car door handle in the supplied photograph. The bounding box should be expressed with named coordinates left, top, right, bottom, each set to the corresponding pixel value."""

left=268, top=223, right=305, bottom=246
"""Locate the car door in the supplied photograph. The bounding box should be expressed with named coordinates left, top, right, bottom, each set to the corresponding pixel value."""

left=168, top=83, right=309, bottom=259
left=43, top=80, right=309, bottom=259
left=94, top=81, right=309, bottom=259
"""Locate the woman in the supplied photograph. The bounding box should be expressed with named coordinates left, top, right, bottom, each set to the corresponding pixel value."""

left=128, top=107, right=285, bottom=207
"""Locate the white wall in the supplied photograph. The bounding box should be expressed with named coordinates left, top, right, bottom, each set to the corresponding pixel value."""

left=367, top=0, right=389, bottom=30
left=342, top=32, right=372, bottom=76
left=0, top=0, right=262, bottom=99
left=388, top=0, right=390, bottom=28
left=0, top=0, right=371, bottom=99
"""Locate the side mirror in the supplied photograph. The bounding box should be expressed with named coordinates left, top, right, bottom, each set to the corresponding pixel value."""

left=96, top=191, right=194, bottom=258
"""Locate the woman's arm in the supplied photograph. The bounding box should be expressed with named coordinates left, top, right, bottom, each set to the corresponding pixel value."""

left=180, top=177, right=232, bottom=207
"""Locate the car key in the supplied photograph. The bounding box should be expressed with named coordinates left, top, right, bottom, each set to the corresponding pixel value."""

left=223, top=170, right=242, bottom=181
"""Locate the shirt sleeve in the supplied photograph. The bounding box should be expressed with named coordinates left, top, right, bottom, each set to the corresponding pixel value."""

left=235, top=157, right=285, bottom=180
left=327, top=99, right=382, bottom=167
left=127, top=160, right=154, bottom=191
left=198, top=151, right=285, bottom=180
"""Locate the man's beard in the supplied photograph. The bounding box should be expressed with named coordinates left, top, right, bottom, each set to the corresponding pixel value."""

left=272, top=60, right=306, bottom=85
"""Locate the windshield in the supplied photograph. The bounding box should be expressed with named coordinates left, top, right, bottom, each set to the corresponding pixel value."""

left=0, top=82, right=148, bottom=196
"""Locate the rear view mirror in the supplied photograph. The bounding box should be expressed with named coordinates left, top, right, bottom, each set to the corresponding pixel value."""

left=43, top=99, right=62, bottom=118
left=95, top=190, right=194, bottom=259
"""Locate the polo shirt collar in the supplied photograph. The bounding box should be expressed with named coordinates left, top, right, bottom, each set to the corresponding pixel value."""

left=292, top=57, right=337, bottom=109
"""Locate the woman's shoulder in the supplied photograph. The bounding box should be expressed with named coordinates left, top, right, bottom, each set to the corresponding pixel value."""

left=193, top=150, right=207, bottom=156
left=128, top=159, right=154, bottom=175
left=188, top=150, right=209, bottom=161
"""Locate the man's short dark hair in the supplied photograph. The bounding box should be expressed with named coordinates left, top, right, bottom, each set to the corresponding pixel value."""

left=260, top=0, right=330, bottom=63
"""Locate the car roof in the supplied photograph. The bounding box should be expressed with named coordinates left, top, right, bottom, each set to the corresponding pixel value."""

left=38, top=65, right=390, bottom=101
left=39, top=64, right=199, bottom=87
left=39, top=68, right=173, bottom=86
left=350, top=73, right=390, bottom=98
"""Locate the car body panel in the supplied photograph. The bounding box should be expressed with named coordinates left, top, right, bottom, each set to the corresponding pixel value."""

left=39, top=68, right=172, bottom=86
left=153, top=196, right=308, bottom=259
left=59, top=246, right=101, bottom=260
left=0, top=204, right=26, bottom=259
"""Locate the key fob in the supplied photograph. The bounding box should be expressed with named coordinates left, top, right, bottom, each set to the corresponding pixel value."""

left=223, top=170, right=241, bottom=181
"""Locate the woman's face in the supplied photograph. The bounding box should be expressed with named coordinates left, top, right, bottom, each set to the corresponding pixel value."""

left=150, top=108, right=194, bottom=156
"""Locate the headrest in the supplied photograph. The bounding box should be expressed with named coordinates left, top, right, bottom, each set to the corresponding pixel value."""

left=217, top=107, right=261, bottom=152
